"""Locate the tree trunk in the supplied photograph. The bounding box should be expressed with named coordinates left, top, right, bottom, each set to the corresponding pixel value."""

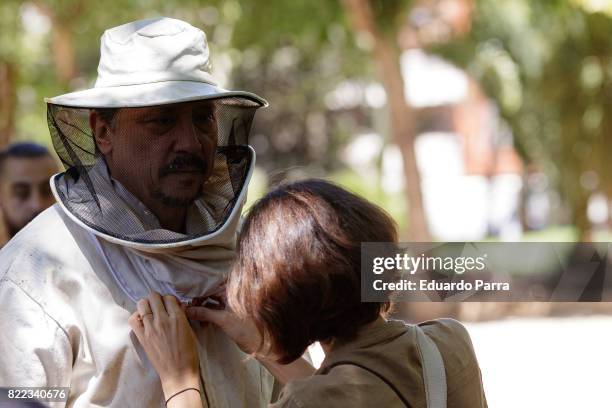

left=574, top=191, right=592, bottom=241
left=51, top=23, right=77, bottom=84
left=0, top=61, right=16, bottom=149
left=342, top=0, right=431, bottom=241
left=34, top=3, right=78, bottom=85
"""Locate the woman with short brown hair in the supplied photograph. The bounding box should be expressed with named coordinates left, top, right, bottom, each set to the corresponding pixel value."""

left=129, top=179, right=487, bottom=407
left=229, top=178, right=396, bottom=364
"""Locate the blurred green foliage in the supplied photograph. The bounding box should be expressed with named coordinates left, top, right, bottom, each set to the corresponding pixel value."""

left=0, top=0, right=610, bottom=237
left=433, top=0, right=612, bottom=235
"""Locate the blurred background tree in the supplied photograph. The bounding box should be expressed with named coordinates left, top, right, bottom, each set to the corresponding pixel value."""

left=0, top=0, right=22, bottom=147
left=432, top=0, right=612, bottom=239
left=0, top=0, right=610, bottom=241
left=1, top=4, right=610, bottom=404
left=341, top=0, right=430, bottom=240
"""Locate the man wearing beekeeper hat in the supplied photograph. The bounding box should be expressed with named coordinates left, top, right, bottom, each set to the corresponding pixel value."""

left=0, top=17, right=277, bottom=407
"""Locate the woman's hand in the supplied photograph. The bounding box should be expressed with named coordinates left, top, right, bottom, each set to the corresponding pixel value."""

left=186, top=304, right=316, bottom=386
left=128, top=292, right=201, bottom=399
left=185, top=305, right=261, bottom=355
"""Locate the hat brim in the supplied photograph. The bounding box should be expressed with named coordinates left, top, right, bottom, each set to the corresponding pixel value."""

left=45, top=80, right=267, bottom=108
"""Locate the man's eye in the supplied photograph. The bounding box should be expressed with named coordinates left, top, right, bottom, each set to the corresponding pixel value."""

left=148, top=117, right=174, bottom=126
left=194, top=113, right=215, bottom=123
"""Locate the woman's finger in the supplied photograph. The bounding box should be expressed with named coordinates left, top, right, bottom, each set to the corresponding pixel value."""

left=136, top=298, right=153, bottom=317
left=148, top=291, right=168, bottom=319
left=128, top=311, right=147, bottom=344
left=162, top=295, right=182, bottom=317
left=185, top=307, right=259, bottom=354
left=186, top=306, right=226, bottom=326
left=136, top=299, right=154, bottom=333
left=128, top=311, right=143, bottom=331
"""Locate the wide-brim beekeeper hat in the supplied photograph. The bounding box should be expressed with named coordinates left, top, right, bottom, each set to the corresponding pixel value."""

left=45, top=17, right=267, bottom=251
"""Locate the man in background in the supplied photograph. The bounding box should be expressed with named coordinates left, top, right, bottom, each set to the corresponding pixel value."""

left=0, top=142, right=57, bottom=246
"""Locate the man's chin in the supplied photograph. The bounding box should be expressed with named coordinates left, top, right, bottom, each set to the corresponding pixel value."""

left=151, top=189, right=202, bottom=209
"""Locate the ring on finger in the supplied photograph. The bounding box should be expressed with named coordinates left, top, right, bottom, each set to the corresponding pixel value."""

left=137, top=298, right=153, bottom=318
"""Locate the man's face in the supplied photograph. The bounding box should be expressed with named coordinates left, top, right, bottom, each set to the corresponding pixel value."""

left=0, top=155, right=57, bottom=237
left=94, top=100, right=218, bottom=213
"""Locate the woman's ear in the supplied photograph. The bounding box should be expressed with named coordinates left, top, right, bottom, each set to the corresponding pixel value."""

left=89, top=110, right=113, bottom=155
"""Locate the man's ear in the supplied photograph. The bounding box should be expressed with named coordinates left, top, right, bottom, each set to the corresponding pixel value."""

left=89, top=110, right=113, bottom=155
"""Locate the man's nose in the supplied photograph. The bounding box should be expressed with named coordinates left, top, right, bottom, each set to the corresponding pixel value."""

left=27, top=193, right=44, bottom=214
left=172, top=116, right=203, bottom=153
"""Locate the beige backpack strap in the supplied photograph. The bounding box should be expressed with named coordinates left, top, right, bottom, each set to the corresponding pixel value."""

left=415, top=325, right=447, bottom=408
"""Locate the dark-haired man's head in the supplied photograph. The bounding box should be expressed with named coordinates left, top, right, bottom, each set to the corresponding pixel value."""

left=0, top=142, right=58, bottom=237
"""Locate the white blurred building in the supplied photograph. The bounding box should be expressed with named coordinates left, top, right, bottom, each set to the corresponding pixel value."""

left=401, top=49, right=525, bottom=241
left=341, top=49, right=526, bottom=241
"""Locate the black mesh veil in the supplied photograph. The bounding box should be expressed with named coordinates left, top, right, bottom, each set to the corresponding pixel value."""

left=47, top=96, right=261, bottom=247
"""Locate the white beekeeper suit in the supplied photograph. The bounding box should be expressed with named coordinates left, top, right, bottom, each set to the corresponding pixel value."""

left=0, top=17, right=275, bottom=408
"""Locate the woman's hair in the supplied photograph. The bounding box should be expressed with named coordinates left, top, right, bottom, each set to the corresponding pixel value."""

left=228, top=179, right=398, bottom=364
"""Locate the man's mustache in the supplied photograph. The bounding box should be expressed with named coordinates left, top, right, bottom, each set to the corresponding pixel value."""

left=159, top=154, right=208, bottom=177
